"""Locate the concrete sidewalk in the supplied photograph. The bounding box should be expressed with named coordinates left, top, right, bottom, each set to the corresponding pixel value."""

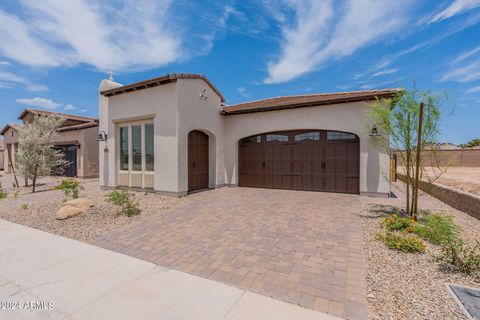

left=0, top=219, right=341, bottom=320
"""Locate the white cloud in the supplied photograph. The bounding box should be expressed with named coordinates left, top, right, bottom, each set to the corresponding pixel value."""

left=78, top=108, right=88, bottom=113
left=441, top=60, right=480, bottom=82
left=264, top=0, right=416, bottom=84
left=0, top=0, right=183, bottom=71
left=442, top=45, right=480, bottom=83
left=453, top=45, right=480, bottom=63
left=64, top=104, right=77, bottom=110
left=0, top=70, right=48, bottom=92
left=372, top=68, right=398, bottom=77
left=466, top=85, right=480, bottom=93
left=16, top=97, right=61, bottom=110
left=237, top=87, right=251, bottom=98
left=430, top=0, right=480, bottom=23
left=0, top=81, right=12, bottom=89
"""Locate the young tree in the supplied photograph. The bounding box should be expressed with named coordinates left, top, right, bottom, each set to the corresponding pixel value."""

left=16, top=114, right=68, bottom=193
left=367, top=85, right=446, bottom=218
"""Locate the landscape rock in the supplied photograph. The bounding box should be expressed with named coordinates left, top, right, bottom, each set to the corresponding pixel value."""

left=55, top=198, right=94, bottom=220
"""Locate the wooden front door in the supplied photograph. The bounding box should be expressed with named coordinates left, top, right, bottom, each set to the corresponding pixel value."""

left=188, top=130, right=209, bottom=191
left=238, top=130, right=360, bottom=194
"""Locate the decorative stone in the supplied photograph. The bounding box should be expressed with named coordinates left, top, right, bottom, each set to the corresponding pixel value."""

left=55, top=198, right=94, bottom=220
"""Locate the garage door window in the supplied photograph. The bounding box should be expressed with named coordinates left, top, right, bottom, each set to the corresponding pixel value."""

left=266, top=134, right=288, bottom=142
left=295, top=132, right=320, bottom=141
left=243, top=136, right=261, bottom=144
left=326, top=131, right=356, bottom=140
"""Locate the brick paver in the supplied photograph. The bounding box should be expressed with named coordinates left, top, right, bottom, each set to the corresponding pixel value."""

left=95, top=187, right=368, bottom=319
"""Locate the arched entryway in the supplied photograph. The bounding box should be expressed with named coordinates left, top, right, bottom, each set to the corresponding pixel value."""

left=238, top=129, right=360, bottom=194
left=188, top=130, right=209, bottom=191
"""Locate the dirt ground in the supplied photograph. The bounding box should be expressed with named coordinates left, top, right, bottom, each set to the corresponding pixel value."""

left=361, top=181, right=480, bottom=320
left=0, top=172, right=182, bottom=242
left=398, top=166, right=480, bottom=196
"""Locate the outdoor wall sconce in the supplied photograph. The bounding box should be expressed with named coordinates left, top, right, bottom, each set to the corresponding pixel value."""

left=97, top=131, right=108, bottom=142
left=369, top=125, right=381, bottom=137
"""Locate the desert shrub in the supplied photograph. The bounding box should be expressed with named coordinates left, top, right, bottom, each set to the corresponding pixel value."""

left=20, top=203, right=28, bottom=210
left=413, top=213, right=461, bottom=245
left=54, top=178, right=83, bottom=199
left=0, top=188, right=7, bottom=200
left=377, top=231, right=426, bottom=253
left=437, top=240, right=480, bottom=276
left=12, top=191, right=20, bottom=199
left=382, top=214, right=412, bottom=232
left=105, top=189, right=141, bottom=217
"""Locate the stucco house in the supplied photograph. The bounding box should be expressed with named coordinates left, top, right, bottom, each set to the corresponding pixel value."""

left=1, top=109, right=100, bottom=178
left=99, top=73, right=399, bottom=197
left=0, top=140, right=4, bottom=171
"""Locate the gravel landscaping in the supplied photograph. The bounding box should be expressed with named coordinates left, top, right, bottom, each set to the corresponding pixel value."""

left=361, top=181, right=480, bottom=320
left=0, top=173, right=182, bottom=242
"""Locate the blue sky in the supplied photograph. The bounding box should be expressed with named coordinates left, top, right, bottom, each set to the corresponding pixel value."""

left=0, top=0, right=479, bottom=144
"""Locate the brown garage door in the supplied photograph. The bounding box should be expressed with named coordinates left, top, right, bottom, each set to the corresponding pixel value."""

left=238, top=130, right=359, bottom=194
left=188, top=130, right=209, bottom=191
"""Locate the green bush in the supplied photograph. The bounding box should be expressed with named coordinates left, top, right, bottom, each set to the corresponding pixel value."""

left=20, top=203, right=28, bottom=210
left=437, top=240, right=480, bottom=276
left=0, top=188, right=7, bottom=200
left=54, top=178, right=83, bottom=199
left=382, top=214, right=412, bottom=232
left=413, top=213, right=461, bottom=245
left=105, top=189, right=141, bottom=217
left=378, top=231, right=426, bottom=253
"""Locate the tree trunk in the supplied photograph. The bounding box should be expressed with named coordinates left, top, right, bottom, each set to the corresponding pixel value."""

left=32, top=174, right=37, bottom=193
left=406, top=112, right=411, bottom=216
left=413, top=102, right=425, bottom=218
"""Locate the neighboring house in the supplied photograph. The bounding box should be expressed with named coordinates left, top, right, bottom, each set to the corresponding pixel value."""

left=99, top=73, right=399, bottom=197
left=1, top=109, right=99, bottom=178
left=424, top=142, right=460, bottom=150
left=1, top=124, right=21, bottom=173
left=0, top=140, right=4, bottom=170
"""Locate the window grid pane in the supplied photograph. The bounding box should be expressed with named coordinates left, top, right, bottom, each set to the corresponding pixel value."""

left=120, top=127, right=128, bottom=170
left=266, top=134, right=289, bottom=142
left=145, top=124, right=154, bottom=171
left=132, top=125, right=142, bottom=171
left=326, top=131, right=356, bottom=140
left=295, top=132, right=320, bottom=142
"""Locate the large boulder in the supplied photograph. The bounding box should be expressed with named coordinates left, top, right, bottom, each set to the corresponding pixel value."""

left=55, top=198, right=94, bottom=220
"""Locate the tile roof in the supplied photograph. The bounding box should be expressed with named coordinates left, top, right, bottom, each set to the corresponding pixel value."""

left=58, top=122, right=98, bottom=132
left=100, top=73, right=225, bottom=102
left=220, top=88, right=402, bottom=115
left=18, top=109, right=98, bottom=123
left=0, top=123, right=22, bottom=135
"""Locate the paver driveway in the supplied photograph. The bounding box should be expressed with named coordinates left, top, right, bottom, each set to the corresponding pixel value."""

left=95, top=187, right=367, bottom=320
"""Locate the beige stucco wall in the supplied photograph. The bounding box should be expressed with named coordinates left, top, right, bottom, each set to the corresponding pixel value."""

left=81, top=126, right=99, bottom=178
left=51, top=126, right=99, bottom=178
left=176, top=79, right=226, bottom=193
left=222, top=102, right=390, bottom=196
left=99, top=80, right=179, bottom=193
left=2, top=127, right=19, bottom=173
left=99, top=79, right=390, bottom=197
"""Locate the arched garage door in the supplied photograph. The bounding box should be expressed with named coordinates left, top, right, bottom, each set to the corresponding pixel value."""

left=238, top=130, right=359, bottom=194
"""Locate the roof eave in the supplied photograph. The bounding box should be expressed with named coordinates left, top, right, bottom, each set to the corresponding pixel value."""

left=100, top=73, right=226, bottom=102
left=221, top=92, right=399, bottom=115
